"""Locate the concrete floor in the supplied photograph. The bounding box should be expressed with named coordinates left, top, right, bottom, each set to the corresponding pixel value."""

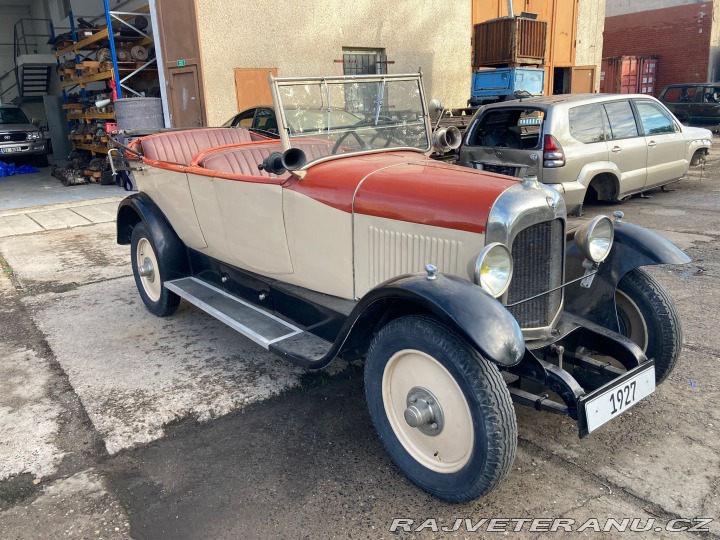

left=0, top=166, right=128, bottom=212
left=0, top=151, right=718, bottom=539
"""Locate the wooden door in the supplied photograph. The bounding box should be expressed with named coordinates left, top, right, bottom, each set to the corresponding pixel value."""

left=154, top=0, right=207, bottom=127
left=169, top=66, right=204, bottom=127
left=234, top=68, right=278, bottom=112
left=570, top=66, right=597, bottom=93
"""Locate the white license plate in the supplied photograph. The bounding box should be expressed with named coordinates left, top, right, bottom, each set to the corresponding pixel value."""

left=584, top=364, right=655, bottom=433
left=0, top=147, right=22, bottom=153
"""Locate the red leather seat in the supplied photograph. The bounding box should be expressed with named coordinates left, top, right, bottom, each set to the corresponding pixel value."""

left=140, top=128, right=254, bottom=165
left=199, top=140, right=335, bottom=178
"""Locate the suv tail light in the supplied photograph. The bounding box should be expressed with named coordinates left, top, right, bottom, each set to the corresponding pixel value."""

left=543, top=135, right=565, bottom=168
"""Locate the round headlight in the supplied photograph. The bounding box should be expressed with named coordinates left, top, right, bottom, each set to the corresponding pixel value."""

left=574, top=215, right=614, bottom=263
left=472, top=242, right=513, bottom=298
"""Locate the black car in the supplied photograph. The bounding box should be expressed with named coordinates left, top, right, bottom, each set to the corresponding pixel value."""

left=659, top=83, right=720, bottom=130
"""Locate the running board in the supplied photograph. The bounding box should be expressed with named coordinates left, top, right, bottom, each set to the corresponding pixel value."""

left=165, top=277, right=305, bottom=349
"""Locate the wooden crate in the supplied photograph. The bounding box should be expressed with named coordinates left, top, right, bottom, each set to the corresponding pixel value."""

left=473, top=17, right=547, bottom=68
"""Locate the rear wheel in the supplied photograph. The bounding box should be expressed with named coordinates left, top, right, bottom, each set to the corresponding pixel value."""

left=130, top=222, right=180, bottom=317
left=616, top=268, right=682, bottom=384
left=364, top=316, right=517, bottom=502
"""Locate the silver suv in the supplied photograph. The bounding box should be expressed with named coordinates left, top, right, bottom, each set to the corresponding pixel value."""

left=0, top=104, right=48, bottom=167
left=457, top=94, right=713, bottom=215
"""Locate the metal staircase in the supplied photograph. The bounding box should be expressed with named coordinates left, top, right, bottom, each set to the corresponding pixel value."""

left=0, top=19, right=55, bottom=105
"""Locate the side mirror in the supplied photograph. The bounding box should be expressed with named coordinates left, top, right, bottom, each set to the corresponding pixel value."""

left=428, top=98, right=444, bottom=121
left=432, top=126, right=462, bottom=153
left=31, top=118, right=40, bottom=126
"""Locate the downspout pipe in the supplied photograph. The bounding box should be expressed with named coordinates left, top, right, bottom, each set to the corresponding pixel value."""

left=507, top=0, right=514, bottom=18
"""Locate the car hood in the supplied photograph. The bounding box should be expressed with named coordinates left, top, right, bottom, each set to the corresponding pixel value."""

left=354, top=159, right=520, bottom=234
left=290, top=151, right=521, bottom=234
left=0, top=123, right=36, bottom=133
left=682, top=125, right=714, bottom=142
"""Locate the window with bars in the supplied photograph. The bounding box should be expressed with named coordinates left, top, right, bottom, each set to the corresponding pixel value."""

left=341, top=48, right=389, bottom=115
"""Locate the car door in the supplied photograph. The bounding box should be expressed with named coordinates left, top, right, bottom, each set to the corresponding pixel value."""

left=659, top=86, right=692, bottom=124
left=689, top=86, right=720, bottom=126
left=633, top=99, right=688, bottom=187
left=602, top=100, right=647, bottom=196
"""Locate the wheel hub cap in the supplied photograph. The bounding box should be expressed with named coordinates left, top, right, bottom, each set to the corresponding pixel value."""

left=138, top=257, right=155, bottom=281
left=404, top=387, right=444, bottom=436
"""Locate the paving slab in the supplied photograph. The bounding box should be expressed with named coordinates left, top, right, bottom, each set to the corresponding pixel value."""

left=67, top=204, right=116, bottom=224
left=0, top=469, right=130, bottom=540
left=0, top=215, right=43, bottom=238
left=25, top=208, right=91, bottom=231
left=25, top=278, right=306, bottom=454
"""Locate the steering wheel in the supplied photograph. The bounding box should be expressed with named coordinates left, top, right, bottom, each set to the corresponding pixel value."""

left=331, top=116, right=413, bottom=153
left=331, top=129, right=367, bottom=154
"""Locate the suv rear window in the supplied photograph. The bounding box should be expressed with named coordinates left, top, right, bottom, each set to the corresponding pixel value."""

left=603, top=101, right=638, bottom=140
left=662, top=86, right=698, bottom=103
left=467, top=108, right=545, bottom=149
left=568, top=104, right=605, bottom=143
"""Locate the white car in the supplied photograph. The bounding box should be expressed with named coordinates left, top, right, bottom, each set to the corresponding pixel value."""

left=458, top=94, right=713, bottom=215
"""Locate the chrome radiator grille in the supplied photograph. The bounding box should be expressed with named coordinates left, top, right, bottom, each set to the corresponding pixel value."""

left=506, top=219, right=564, bottom=328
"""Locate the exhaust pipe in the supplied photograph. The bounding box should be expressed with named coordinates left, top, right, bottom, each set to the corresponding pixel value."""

left=432, top=126, right=462, bottom=154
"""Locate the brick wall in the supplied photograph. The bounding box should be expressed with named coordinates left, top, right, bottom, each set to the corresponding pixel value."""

left=603, top=2, right=713, bottom=96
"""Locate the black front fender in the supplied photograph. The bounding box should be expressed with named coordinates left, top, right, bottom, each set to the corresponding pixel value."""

left=337, top=274, right=525, bottom=367
left=565, top=221, right=690, bottom=328
left=116, top=193, right=189, bottom=280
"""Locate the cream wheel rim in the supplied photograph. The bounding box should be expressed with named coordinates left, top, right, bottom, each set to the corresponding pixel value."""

left=136, top=237, right=161, bottom=302
left=616, top=289, right=648, bottom=352
left=382, top=349, right=474, bottom=473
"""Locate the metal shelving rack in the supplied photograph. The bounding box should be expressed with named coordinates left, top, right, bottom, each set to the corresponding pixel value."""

left=55, top=3, right=158, bottom=158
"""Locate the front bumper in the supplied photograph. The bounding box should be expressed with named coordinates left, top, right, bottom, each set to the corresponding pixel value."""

left=504, top=312, right=655, bottom=437
left=0, top=140, right=47, bottom=157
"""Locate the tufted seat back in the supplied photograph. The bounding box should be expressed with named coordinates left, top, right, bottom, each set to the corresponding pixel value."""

left=199, top=140, right=335, bottom=178
left=140, top=128, right=254, bottom=165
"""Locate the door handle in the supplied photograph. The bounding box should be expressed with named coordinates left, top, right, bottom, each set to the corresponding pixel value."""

left=647, top=141, right=657, bottom=147
left=611, top=146, right=622, bottom=153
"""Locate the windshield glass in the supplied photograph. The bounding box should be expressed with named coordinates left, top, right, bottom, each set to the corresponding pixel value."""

left=274, top=75, right=430, bottom=164
left=0, top=107, right=29, bottom=125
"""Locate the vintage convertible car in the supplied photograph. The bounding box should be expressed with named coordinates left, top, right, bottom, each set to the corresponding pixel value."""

left=115, top=73, right=689, bottom=503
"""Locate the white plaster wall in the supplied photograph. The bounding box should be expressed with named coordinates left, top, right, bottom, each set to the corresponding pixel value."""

left=195, top=0, right=472, bottom=126
left=576, top=0, right=606, bottom=91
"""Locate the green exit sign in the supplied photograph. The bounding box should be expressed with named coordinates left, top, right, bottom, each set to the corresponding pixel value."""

left=177, top=59, right=186, bottom=67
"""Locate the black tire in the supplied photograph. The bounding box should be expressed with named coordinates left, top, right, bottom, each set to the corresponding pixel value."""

left=364, top=315, right=517, bottom=502
left=35, top=154, right=49, bottom=168
left=616, top=268, right=682, bottom=384
left=130, top=222, right=180, bottom=317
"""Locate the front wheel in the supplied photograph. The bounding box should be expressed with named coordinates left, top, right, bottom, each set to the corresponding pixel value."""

left=364, top=316, right=517, bottom=502
left=130, top=222, right=180, bottom=317
left=616, top=268, right=682, bottom=384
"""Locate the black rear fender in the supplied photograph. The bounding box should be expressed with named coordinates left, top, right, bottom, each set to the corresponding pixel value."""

left=116, top=193, right=189, bottom=280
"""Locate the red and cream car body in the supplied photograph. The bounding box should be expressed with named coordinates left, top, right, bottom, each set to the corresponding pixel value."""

left=116, top=73, right=689, bottom=502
